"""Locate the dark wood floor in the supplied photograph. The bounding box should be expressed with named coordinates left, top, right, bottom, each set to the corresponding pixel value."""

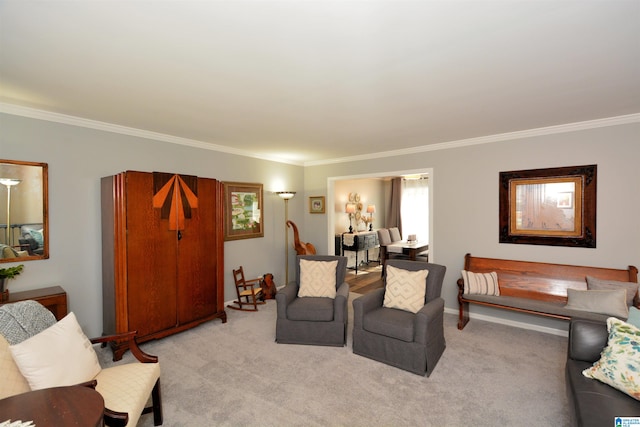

left=346, top=262, right=384, bottom=294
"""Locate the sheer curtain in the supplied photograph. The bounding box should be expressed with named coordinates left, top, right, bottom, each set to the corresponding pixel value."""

left=400, top=178, right=429, bottom=243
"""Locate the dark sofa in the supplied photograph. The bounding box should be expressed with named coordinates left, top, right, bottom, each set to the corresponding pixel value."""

left=566, top=319, right=640, bottom=426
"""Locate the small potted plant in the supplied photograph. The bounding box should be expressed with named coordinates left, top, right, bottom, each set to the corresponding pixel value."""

left=0, top=264, right=24, bottom=302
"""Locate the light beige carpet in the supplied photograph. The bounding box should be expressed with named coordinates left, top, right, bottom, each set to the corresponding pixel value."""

left=99, top=294, right=569, bottom=427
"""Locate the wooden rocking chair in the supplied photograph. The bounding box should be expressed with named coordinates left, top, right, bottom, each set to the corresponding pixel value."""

left=227, top=266, right=265, bottom=311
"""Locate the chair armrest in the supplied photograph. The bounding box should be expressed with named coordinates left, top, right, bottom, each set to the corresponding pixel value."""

left=414, top=297, right=445, bottom=345
left=275, top=283, right=298, bottom=319
left=104, top=408, right=129, bottom=427
left=333, top=282, right=349, bottom=323
left=91, top=331, right=158, bottom=363
left=567, top=319, right=608, bottom=362
left=77, top=379, right=98, bottom=389
left=241, top=277, right=262, bottom=290
left=352, top=288, right=384, bottom=329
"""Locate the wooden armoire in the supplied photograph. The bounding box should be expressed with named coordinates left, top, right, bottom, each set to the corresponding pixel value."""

left=101, top=171, right=226, bottom=360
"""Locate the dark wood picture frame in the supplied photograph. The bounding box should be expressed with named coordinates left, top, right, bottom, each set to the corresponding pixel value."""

left=223, top=181, right=264, bottom=241
left=309, top=196, right=325, bottom=214
left=499, top=165, right=596, bottom=248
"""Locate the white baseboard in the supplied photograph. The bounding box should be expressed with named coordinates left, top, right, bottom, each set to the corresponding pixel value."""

left=443, top=307, right=569, bottom=337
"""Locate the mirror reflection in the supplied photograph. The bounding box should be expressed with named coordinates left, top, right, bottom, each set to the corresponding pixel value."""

left=0, top=159, right=49, bottom=262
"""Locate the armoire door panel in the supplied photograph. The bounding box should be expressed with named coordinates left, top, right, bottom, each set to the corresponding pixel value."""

left=177, top=177, right=219, bottom=324
left=125, top=172, right=178, bottom=336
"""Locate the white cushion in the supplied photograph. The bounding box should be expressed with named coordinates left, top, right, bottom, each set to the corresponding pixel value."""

left=96, top=362, right=161, bottom=427
left=565, top=288, right=629, bottom=319
left=298, top=259, right=338, bottom=298
left=0, top=334, right=30, bottom=399
left=462, top=270, right=500, bottom=296
left=9, top=312, right=102, bottom=390
left=383, top=265, right=429, bottom=313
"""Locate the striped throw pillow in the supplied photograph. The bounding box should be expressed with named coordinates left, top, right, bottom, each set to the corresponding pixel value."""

left=462, top=270, right=500, bottom=296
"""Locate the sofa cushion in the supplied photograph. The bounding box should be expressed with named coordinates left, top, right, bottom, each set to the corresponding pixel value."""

left=582, top=317, right=640, bottom=401
left=286, top=297, right=334, bottom=321
left=565, top=288, right=628, bottom=319
left=1, top=244, right=18, bottom=259
left=462, top=270, right=499, bottom=296
left=463, top=294, right=612, bottom=322
left=586, top=275, right=639, bottom=307
left=0, top=335, right=30, bottom=399
left=298, top=259, right=337, bottom=298
left=9, top=312, right=102, bottom=390
left=363, top=306, right=415, bottom=342
left=383, top=265, right=428, bottom=313
left=95, top=362, right=161, bottom=427
left=567, top=359, right=640, bottom=425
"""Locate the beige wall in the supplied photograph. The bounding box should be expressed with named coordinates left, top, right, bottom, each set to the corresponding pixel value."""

left=305, top=124, right=640, bottom=332
left=1, top=113, right=304, bottom=336
left=2, top=110, right=639, bottom=335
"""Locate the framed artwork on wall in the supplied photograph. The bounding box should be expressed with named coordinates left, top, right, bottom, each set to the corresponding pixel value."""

left=499, top=164, right=597, bottom=248
left=309, top=196, right=325, bottom=214
left=223, top=181, right=264, bottom=241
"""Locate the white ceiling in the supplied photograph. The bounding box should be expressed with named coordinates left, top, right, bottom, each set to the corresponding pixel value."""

left=1, top=1, right=639, bottom=165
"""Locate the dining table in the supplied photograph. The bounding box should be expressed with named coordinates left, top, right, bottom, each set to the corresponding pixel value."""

left=386, top=241, right=429, bottom=261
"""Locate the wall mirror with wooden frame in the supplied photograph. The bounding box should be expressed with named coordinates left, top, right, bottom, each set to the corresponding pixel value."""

left=0, top=159, right=49, bottom=263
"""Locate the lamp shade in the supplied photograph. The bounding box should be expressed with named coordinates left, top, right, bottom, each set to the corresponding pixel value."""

left=0, top=178, right=21, bottom=187
left=276, top=191, right=296, bottom=200
left=345, top=203, right=356, bottom=214
left=366, top=205, right=376, bottom=214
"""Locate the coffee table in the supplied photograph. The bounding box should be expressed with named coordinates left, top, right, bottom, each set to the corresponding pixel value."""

left=0, top=385, right=104, bottom=426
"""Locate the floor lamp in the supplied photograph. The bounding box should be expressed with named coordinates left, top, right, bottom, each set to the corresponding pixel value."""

left=0, top=178, right=21, bottom=246
left=277, top=191, right=296, bottom=285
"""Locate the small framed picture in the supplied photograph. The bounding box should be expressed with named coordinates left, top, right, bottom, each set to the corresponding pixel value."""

left=309, top=196, right=325, bottom=214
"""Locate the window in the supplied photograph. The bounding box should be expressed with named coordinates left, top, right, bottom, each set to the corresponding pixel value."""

left=400, top=177, right=429, bottom=243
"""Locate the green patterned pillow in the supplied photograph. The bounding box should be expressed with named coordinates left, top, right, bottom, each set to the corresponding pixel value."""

left=582, top=317, right=640, bottom=401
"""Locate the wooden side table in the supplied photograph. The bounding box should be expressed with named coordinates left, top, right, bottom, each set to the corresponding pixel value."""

left=0, top=286, right=67, bottom=320
left=0, top=385, right=104, bottom=426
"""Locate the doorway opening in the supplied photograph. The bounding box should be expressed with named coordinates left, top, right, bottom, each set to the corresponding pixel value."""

left=327, top=168, right=434, bottom=263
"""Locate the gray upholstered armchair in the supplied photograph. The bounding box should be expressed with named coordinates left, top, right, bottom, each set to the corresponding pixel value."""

left=352, top=259, right=446, bottom=376
left=276, top=255, right=348, bottom=346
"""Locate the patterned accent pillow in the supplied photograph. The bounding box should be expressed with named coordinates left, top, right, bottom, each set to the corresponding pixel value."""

left=462, top=270, right=499, bottom=296
left=298, top=260, right=338, bottom=298
left=30, top=229, right=44, bottom=247
left=582, top=317, right=640, bottom=401
left=383, top=265, right=429, bottom=313
left=9, top=312, right=102, bottom=390
left=586, top=275, right=639, bottom=307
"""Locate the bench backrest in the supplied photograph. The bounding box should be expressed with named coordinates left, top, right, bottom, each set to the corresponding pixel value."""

left=463, top=253, right=639, bottom=304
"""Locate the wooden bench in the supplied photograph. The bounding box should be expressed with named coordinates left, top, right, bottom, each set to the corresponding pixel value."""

left=457, top=253, right=639, bottom=330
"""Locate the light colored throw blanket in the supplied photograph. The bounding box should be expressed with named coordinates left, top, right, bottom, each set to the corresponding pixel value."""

left=0, top=300, right=56, bottom=345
